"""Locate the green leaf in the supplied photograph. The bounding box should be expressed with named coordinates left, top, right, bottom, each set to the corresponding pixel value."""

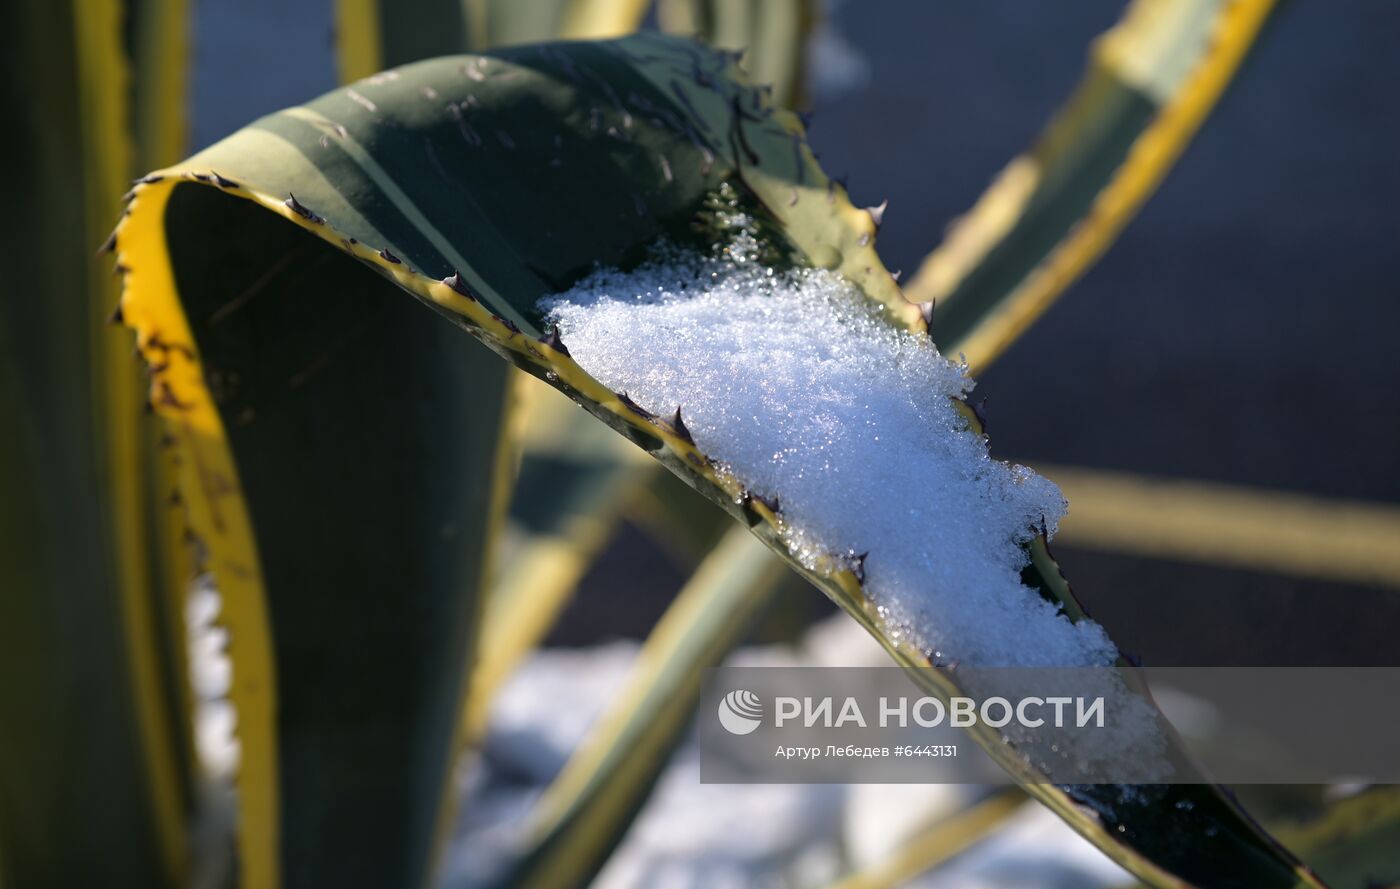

left=824, top=789, right=1026, bottom=889
left=469, top=0, right=654, bottom=49
left=125, top=170, right=514, bottom=889
left=129, top=0, right=191, bottom=170
left=335, top=0, right=653, bottom=81
left=906, top=0, right=1277, bottom=373
left=494, top=526, right=789, bottom=889
left=0, top=1, right=190, bottom=886
left=464, top=382, right=654, bottom=741
left=114, top=32, right=1322, bottom=889
left=1272, top=787, right=1400, bottom=889
left=468, top=389, right=763, bottom=887
left=658, top=0, right=817, bottom=107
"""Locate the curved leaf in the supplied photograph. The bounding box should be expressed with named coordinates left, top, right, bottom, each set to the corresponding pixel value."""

left=905, top=0, right=1276, bottom=373
left=114, top=33, right=1321, bottom=888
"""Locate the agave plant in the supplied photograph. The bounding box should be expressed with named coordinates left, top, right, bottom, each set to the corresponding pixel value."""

left=4, top=2, right=1393, bottom=889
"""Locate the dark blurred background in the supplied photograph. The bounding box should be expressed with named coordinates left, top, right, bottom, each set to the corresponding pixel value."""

left=194, top=0, right=1400, bottom=668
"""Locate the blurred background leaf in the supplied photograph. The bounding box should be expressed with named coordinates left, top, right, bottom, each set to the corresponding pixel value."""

left=1271, top=787, right=1400, bottom=889
left=658, top=0, right=817, bottom=107
left=909, top=0, right=1276, bottom=374
left=0, top=1, right=192, bottom=886
left=489, top=527, right=789, bottom=889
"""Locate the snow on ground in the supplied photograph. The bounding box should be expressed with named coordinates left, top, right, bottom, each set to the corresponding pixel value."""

left=437, top=617, right=1132, bottom=889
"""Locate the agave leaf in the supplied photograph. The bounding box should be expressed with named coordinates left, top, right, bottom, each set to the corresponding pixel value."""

left=114, top=33, right=1320, bottom=888
left=108, top=20, right=528, bottom=889
left=339, top=0, right=656, bottom=755
left=905, top=0, right=1276, bottom=373
left=466, top=384, right=741, bottom=760
left=1271, top=787, right=1400, bottom=889
left=469, top=390, right=759, bottom=883
left=1039, top=463, right=1400, bottom=588
left=128, top=0, right=204, bottom=853
left=465, top=0, right=654, bottom=49
left=553, top=0, right=655, bottom=43
left=463, top=0, right=653, bottom=51
left=129, top=0, right=191, bottom=169
left=464, top=384, right=654, bottom=741
left=491, top=526, right=789, bottom=889
left=336, top=0, right=652, bottom=81
left=825, top=789, right=1026, bottom=889
left=0, top=1, right=191, bottom=886
left=110, top=5, right=526, bottom=880
left=624, top=462, right=736, bottom=565
left=658, top=0, right=817, bottom=107
left=122, top=169, right=515, bottom=889
left=335, top=0, right=385, bottom=83
left=336, top=0, right=473, bottom=82
left=337, top=3, right=649, bottom=878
